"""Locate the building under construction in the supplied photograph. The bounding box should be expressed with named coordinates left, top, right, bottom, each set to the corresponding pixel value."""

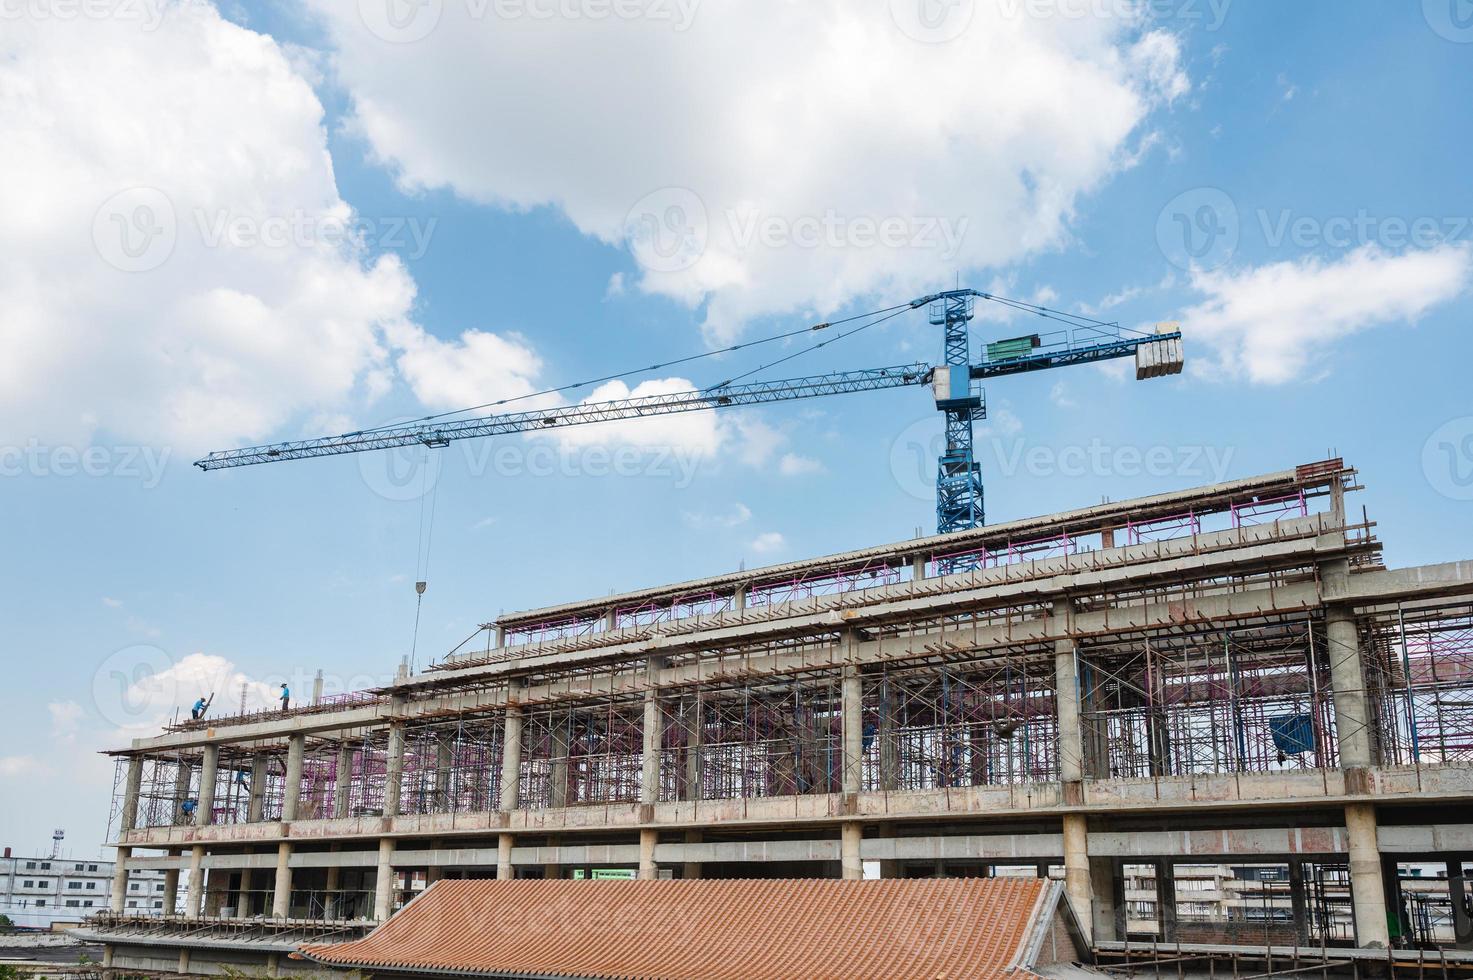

left=87, top=459, right=1473, bottom=976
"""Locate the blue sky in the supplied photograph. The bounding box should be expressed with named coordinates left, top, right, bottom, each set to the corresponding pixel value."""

left=2, top=0, right=1471, bottom=857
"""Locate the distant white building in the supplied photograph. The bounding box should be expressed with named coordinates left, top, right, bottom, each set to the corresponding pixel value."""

left=0, top=849, right=182, bottom=930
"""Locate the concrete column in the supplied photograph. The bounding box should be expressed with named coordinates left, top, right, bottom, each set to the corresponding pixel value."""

left=1347, top=802, right=1390, bottom=947
left=733, top=585, right=747, bottom=611
left=1288, top=858, right=1308, bottom=942
left=1445, top=855, right=1473, bottom=949
left=497, top=834, right=514, bottom=880
left=878, top=676, right=899, bottom=792
left=1062, top=814, right=1092, bottom=942
left=281, top=734, right=305, bottom=822
left=312, top=669, right=324, bottom=705
left=324, top=864, right=341, bottom=920
left=196, top=744, right=219, bottom=827
left=109, top=847, right=131, bottom=913
left=1055, top=631, right=1084, bottom=786
left=271, top=842, right=292, bottom=918
left=162, top=853, right=180, bottom=915
left=383, top=723, right=406, bottom=817
left=248, top=753, right=269, bottom=823
left=641, top=657, right=666, bottom=805
left=500, top=705, right=523, bottom=811
left=177, top=949, right=191, bottom=974
left=235, top=869, right=253, bottom=918
left=841, top=663, right=864, bottom=796
left=120, top=757, right=143, bottom=833
left=373, top=838, right=396, bottom=922
left=435, top=738, right=453, bottom=809
left=1156, top=860, right=1178, bottom=942
left=186, top=845, right=205, bottom=917
left=840, top=823, right=862, bottom=880
left=543, top=834, right=560, bottom=880
left=681, top=829, right=703, bottom=880
left=172, top=759, right=194, bottom=825
left=911, top=554, right=927, bottom=580
left=1090, top=856, right=1123, bottom=943
left=681, top=697, right=703, bottom=802
left=1327, top=600, right=1376, bottom=769
left=549, top=720, right=570, bottom=809
left=638, top=829, right=658, bottom=880
left=333, top=742, right=353, bottom=818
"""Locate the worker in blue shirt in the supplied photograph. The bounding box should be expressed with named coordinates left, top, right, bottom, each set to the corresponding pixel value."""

left=191, top=697, right=208, bottom=721
left=279, top=683, right=290, bottom=713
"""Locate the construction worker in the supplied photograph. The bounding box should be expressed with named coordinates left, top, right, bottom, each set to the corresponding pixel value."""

left=191, top=696, right=208, bottom=721
left=279, top=683, right=290, bottom=713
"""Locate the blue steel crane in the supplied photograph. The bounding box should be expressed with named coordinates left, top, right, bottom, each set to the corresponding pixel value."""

left=194, top=288, right=1183, bottom=533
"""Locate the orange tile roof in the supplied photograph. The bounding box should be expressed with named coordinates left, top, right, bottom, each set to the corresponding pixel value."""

left=299, top=877, right=1048, bottom=980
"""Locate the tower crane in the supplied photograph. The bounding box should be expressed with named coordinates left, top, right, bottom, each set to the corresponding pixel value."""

left=195, top=288, right=1183, bottom=533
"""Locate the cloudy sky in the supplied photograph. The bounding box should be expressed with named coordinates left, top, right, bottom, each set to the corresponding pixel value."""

left=2, top=0, right=1471, bottom=856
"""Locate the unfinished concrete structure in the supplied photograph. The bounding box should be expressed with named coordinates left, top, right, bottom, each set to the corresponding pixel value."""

left=91, top=459, right=1473, bottom=976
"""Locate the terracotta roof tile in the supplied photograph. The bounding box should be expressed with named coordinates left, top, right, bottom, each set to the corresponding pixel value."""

left=299, top=877, right=1047, bottom=979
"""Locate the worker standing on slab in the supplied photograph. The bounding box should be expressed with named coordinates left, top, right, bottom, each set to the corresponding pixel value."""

left=191, top=695, right=209, bottom=721
left=279, top=683, right=290, bottom=713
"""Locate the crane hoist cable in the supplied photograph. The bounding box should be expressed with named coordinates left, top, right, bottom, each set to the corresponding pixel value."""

left=409, top=444, right=439, bottom=674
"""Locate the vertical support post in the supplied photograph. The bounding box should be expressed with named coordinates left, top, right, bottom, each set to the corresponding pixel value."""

left=435, top=737, right=453, bottom=810
left=733, top=585, right=747, bottom=612
left=187, top=845, right=206, bottom=917
left=196, top=744, right=219, bottom=827
left=120, top=757, right=143, bottom=834
left=641, top=657, right=666, bottom=805
left=681, top=695, right=703, bottom=802
left=911, top=553, right=927, bottom=581
left=324, top=864, right=341, bottom=920
left=1156, top=859, right=1178, bottom=942
left=281, top=734, right=305, bottom=823
left=383, top=722, right=406, bottom=818
left=495, top=624, right=506, bottom=648
left=173, top=758, right=194, bottom=825
left=109, top=847, right=131, bottom=914
left=681, top=829, right=703, bottom=880
left=1289, top=858, right=1310, bottom=943
left=1063, top=814, right=1094, bottom=943
left=549, top=719, right=570, bottom=809
left=500, top=703, right=523, bottom=812
left=333, top=743, right=353, bottom=819
left=271, top=842, right=292, bottom=918
left=1446, top=855, right=1473, bottom=949
left=162, top=851, right=180, bottom=915
left=842, top=654, right=864, bottom=797
left=312, top=669, right=324, bottom=705
left=1326, top=599, right=1375, bottom=769
left=497, top=833, right=514, bottom=880
left=249, top=753, right=269, bottom=823
left=374, top=838, right=395, bottom=923
left=841, top=823, right=862, bottom=880
left=237, top=869, right=253, bottom=918
left=1346, top=802, right=1390, bottom=948
left=639, top=829, right=658, bottom=880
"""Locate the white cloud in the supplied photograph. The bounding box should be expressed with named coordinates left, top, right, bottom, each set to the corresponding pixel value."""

left=1182, top=245, right=1472, bottom=384
left=778, top=453, right=825, bottom=476
left=102, top=597, right=124, bottom=609
left=544, top=377, right=724, bottom=456
left=749, top=531, right=787, bottom=555
left=306, top=1, right=1186, bottom=342
left=0, top=756, right=38, bottom=778
left=0, top=3, right=417, bottom=453
left=1049, top=381, right=1077, bottom=409
left=48, top=700, right=85, bottom=736
left=387, top=322, right=549, bottom=413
